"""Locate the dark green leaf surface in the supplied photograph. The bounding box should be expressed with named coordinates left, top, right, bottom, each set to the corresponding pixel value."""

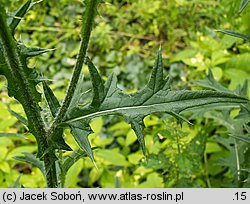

left=8, top=108, right=28, bottom=126
left=194, top=69, right=231, bottom=93
left=8, top=0, right=31, bottom=34
left=0, top=133, right=26, bottom=138
left=14, top=152, right=45, bottom=176
left=64, top=51, right=249, bottom=156
left=217, top=30, right=250, bottom=42
left=42, top=81, right=60, bottom=117
left=69, top=121, right=95, bottom=162
left=230, top=135, right=250, bottom=144
left=19, top=44, right=54, bottom=57
left=7, top=0, right=42, bottom=35
left=239, top=0, right=250, bottom=13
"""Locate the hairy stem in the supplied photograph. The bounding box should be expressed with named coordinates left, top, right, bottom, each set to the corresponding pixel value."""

left=0, top=6, right=57, bottom=187
left=48, top=0, right=99, bottom=137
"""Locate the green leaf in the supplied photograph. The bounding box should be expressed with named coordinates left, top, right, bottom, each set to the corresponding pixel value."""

left=8, top=0, right=31, bottom=33
left=230, top=134, right=250, bottom=144
left=42, top=81, right=71, bottom=151
left=7, top=0, right=42, bottom=35
left=86, top=57, right=105, bottom=107
left=14, top=152, right=45, bottom=176
left=42, top=81, right=60, bottom=117
left=11, top=175, right=22, bottom=188
left=62, top=149, right=88, bottom=173
left=7, top=146, right=37, bottom=160
left=65, top=159, right=83, bottom=187
left=142, top=153, right=170, bottom=170
left=239, top=0, right=250, bottom=13
left=193, top=69, right=232, bottom=93
left=0, top=133, right=26, bottom=138
left=51, top=128, right=72, bottom=151
left=69, top=122, right=95, bottom=162
left=8, top=108, right=28, bottom=126
left=96, top=149, right=129, bottom=166
left=139, top=172, right=164, bottom=188
left=19, top=44, right=54, bottom=57
left=217, top=30, right=250, bottom=42
left=65, top=50, right=249, bottom=156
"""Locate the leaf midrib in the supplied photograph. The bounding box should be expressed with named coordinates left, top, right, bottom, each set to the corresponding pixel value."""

left=65, top=94, right=247, bottom=123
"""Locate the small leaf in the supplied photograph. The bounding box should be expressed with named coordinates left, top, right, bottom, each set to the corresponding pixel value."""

left=96, top=149, right=129, bottom=166
left=0, top=133, right=26, bottom=138
left=8, top=0, right=31, bottom=33
left=11, top=176, right=22, bottom=188
left=168, top=111, right=192, bottom=125
left=130, top=119, right=146, bottom=155
left=194, top=69, right=231, bottom=93
left=14, top=152, right=45, bottom=176
left=19, top=44, right=55, bottom=57
left=142, top=153, right=170, bottom=170
left=239, top=0, right=250, bottom=13
left=8, top=108, right=28, bottom=126
left=240, top=80, right=248, bottom=97
left=230, top=134, right=250, bottom=144
left=69, top=121, right=95, bottom=162
left=62, top=149, right=88, bottom=173
left=217, top=30, right=250, bottom=42
left=148, top=48, right=164, bottom=92
left=50, top=128, right=72, bottom=151
left=86, top=57, right=105, bottom=107
left=8, top=0, right=42, bottom=34
left=42, top=81, right=60, bottom=117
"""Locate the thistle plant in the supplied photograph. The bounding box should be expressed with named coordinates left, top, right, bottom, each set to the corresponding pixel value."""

left=0, top=0, right=249, bottom=188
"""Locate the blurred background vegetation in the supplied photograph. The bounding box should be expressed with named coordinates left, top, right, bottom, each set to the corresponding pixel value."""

left=0, top=0, right=249, bottom=187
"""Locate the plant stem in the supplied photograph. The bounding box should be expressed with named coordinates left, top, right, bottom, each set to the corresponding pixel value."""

left=0, top=6, right=57, bottom=187
left=48, top=0, right=99, bottom=138
left=204, top=152, right=211, bottom=188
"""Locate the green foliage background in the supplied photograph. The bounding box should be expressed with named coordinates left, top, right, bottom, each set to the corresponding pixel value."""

left=0, top=0, right=249, bottom=187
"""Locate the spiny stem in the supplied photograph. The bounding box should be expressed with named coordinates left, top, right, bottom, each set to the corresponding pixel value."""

left=48, top=0, right=99, bottom=137
left=0, top=6, right=57, bottom=187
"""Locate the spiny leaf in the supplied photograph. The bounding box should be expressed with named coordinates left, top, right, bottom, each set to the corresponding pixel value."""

left=14, top=152, right=45, bottom=176
left=148, top=48, right=165, bottom=92
left=240, top=80, right=248, bottom=97
left=193, top=69, right=231, bottom=93
left=64, top=50, right=249, bottom=156
left=86, top=57, right=105, bottom=107
left=42, top=81, right=60, bottom=117
left=19, top=44, right=55, bottom=57
left=8, top=0, right=31, bottom=34
left=130, top=119, right=146, bottom=154
left=239, top=0, right=250, bottom=13
left=237, top=103, right=250, bottom=120
left=7, top=0, right=42, bottom=35
left=50, top=128, right=72, bottom=151
left=69, top=121, right=95, bottom=162
left=8, top=108, right=28, bottom=126
left=217, top=30, right=250, bottom=42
